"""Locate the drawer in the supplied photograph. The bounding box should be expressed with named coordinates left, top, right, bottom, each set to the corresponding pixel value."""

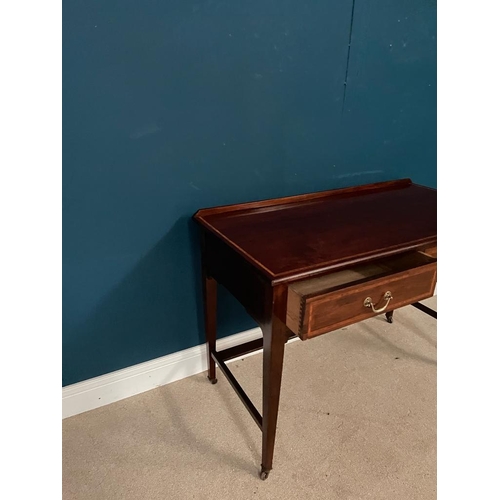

left=286, top=252, right=437, bottom=340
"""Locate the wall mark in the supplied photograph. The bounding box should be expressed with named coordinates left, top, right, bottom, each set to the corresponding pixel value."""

left=341, top=0, right=356, bottom=116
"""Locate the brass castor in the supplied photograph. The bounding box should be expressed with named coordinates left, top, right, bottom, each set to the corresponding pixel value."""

left=260, top=469, right=270, bottom=480
left=208, top=376, right=217, bottom=384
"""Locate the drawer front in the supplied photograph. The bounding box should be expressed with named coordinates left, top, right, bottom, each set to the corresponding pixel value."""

left=290, top=263, right=436, bottom=340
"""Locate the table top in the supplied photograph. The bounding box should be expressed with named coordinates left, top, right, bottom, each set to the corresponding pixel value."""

left=194, top=179, right=437, bottom=283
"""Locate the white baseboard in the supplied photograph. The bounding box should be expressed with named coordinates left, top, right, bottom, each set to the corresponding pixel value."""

left=62, top=327, right=282, bottom=419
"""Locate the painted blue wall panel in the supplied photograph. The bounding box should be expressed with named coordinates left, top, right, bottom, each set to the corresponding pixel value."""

left=338, top=0, right=437, bottom=187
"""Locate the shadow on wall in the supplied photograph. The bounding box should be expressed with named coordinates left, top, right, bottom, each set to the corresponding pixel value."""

left=62, top=216, right=256, bottom=386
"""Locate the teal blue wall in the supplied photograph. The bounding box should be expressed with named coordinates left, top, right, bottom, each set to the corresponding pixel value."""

left=63, top=0, right=436, bottom=385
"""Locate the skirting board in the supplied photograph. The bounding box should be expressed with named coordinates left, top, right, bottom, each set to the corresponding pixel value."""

left=62, top=327, right=289, bottom=419
left=62, top=290, right=436, bottom=419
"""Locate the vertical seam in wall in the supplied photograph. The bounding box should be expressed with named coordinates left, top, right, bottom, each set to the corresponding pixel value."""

left=341, top=0, right=356, bottom=116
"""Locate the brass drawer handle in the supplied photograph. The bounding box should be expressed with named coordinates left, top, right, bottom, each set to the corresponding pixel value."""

left=364, top=291, right=393, bottom=313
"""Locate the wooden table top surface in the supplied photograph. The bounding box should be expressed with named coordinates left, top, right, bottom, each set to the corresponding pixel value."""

left=194, top=179, right=437, bottom=283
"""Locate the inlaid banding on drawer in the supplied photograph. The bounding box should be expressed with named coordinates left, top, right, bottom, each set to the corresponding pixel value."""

left=286, top=252, right=437, bottom=340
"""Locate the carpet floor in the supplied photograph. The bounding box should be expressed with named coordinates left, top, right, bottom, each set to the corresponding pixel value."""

left=63, top=297, right=436, bottom=500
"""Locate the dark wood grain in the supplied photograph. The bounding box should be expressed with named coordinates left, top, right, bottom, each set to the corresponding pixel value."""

left=195, top=181, right=436, bottom=283
left=203, top=229, right=271, bottom=327
left=203, top=275, right=217, bottom=383
left=201, top=230, right=218, bottom=384
left=261, top=284, right=288, bottom=477
left=211, top=350, right=263, bottom=430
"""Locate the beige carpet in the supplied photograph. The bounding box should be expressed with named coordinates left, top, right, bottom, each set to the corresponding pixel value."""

left=63, top=297, right=436, bottom=500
